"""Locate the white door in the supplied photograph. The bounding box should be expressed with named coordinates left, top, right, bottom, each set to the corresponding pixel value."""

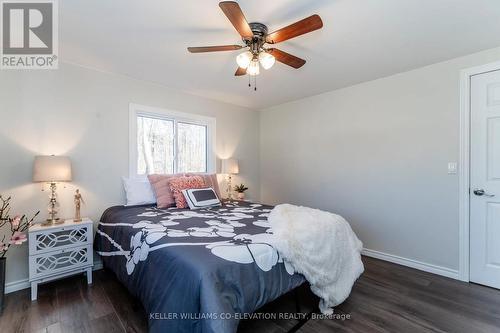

left=470, top=69, right=500, bottom=289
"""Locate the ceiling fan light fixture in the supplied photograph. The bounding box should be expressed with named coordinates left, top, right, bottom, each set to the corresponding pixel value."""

left=188, top=2, right=323, bottom=85
left=258, top=51, right=275, bottom=70
left=236, top=51, right=253, bottom=69
left=246, top=59, right=260, bottom=76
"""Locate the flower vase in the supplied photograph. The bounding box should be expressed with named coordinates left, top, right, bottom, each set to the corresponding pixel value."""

left=0, top=257, right=5, bottom=312
left=237, top=192, right=245, bottom=200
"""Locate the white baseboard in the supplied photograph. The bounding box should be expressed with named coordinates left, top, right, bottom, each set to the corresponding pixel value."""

left=5, top=251, right=459, bottom=293
left=5, top=260, right=104, bottom=294
left=93, top=260, right=103, bottom=271
left=362, top=248, right=459, bottom=280
left=5, top=278, right=30, bottom=294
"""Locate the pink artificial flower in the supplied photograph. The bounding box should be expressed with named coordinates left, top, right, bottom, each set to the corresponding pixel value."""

left=0, top=242, right=7, bottom=252
left=11, top=215, right=21, bottom=228
left=9, top=232, right=27, bottom=245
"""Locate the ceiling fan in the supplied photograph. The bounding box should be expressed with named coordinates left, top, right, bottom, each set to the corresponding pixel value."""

left=187, top=1, right=323, bottom=88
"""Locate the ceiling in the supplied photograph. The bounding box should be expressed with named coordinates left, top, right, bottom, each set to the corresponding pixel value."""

left=60, top=0, right=500, bottom=109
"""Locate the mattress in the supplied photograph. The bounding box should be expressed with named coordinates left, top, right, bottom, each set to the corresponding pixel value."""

left=94, top=200, right=305, bottom=333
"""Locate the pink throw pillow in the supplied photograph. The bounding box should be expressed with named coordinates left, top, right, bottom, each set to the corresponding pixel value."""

left=148, top=174, right=183, bottom=208
left=168, top=176, right=206, bottom=208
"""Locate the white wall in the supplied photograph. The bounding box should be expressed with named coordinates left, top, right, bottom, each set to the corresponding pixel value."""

left=260, top=47, right=500, bottom=273
left=0, top=62, right=260, bottom=286
left=3, top=46, right=500, bottom=289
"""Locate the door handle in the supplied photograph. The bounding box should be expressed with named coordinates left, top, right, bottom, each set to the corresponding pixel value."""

left=473, top=189, right=495, bottom=197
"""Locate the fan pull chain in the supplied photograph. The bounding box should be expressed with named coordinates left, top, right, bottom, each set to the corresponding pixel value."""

left=246, top=75, right=257, bottom=91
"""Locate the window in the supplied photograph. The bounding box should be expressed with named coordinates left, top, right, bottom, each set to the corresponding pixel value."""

left=137, top=116, right=175, bottom=174
left=177, top=122, right=207, bottom=173
left=130, top=104, right=215, bottom=176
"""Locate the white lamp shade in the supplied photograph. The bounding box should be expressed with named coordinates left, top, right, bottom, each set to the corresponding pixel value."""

left=222, top=159, right=239, bottom=174
left=258, top=52, right=275, bottom=70
left=33, top=156, right=72, bottom=182
left=236, top=51, right=253, bottom=69
left=246, top=59, right=260, bottom=76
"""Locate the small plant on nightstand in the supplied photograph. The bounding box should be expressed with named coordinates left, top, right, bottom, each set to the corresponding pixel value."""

left=0, top=195, right=39, bottom=311
left=233, top=184, right=249, bottom=200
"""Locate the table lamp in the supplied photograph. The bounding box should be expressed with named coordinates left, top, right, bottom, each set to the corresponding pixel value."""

left=33, top=155, right=72, bottom=225
left=222, top=158, right=239, bottom=200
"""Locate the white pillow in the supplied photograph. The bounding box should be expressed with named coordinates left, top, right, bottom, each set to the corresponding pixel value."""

left=182, top=188, right=221, bottom=210
left=122, top=177, right=156, bottom=206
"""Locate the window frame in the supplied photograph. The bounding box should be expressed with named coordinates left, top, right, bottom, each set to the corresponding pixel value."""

left=129, top=103, right=216, bottom=177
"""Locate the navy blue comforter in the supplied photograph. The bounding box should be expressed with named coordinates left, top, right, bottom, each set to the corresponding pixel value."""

left=94, top=201, right=304, bottom=333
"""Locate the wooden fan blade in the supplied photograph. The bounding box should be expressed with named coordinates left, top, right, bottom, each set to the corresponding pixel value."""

left=187, top=45, right=242, bottom=53
left=219, top=1, right=253, bottom=39
left=268, top=48, right=306, bottom=69
left=266, top=14, right=323, bottom=44
left=235, top=67, right=246, bottom=76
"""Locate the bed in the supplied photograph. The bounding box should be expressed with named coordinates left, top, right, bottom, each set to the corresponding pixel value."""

left=94, top=200, right=305, bottom=333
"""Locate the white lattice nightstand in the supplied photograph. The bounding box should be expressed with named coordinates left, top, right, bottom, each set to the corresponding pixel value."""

left=28, top=218, right=94, bottom=301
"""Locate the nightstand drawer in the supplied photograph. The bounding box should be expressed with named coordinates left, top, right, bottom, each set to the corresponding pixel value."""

left=29, top=244, right=93, bottom=280
left=29, top=224, right=92, bottom=255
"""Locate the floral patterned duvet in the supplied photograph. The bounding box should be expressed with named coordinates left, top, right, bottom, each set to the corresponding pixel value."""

left=94, top=201, right=305, bottom=333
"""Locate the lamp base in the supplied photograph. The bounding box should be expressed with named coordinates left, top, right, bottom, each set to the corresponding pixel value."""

left=43, top=182, right=62, bottom=226
left=42, top=218, right=63, bottom=226
left=227, top=174, right=233, bottom=200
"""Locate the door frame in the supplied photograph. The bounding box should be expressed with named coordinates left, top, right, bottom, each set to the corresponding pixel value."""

left=459, top=60, right=500, bottom=282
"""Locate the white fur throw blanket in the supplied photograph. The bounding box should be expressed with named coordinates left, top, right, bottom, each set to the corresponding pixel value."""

left=269, top=204, right=364, bottom=314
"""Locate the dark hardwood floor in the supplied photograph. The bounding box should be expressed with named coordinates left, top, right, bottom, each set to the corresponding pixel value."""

left=1, top=256, right=500, bottom=333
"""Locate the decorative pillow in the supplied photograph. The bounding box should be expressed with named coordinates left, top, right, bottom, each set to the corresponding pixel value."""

left=168, top=176, right=206, bottom=208
left=122, top=177, right=156, bottom=206
left=184, top=173, right=222, bottom=199
left=147, top=173, right=184, bottom=208
left=182, top=188, right=221, bottom=210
